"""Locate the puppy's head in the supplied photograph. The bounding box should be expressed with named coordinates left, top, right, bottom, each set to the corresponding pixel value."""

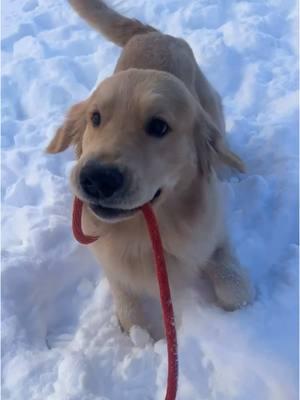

left=46, top=69, right=243, bottom=222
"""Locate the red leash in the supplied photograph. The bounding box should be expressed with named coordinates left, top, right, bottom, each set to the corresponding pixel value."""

left=72, top=197, right=178, bottom=400
left=72, top=197, right=99, bottom=244
left=141, top=204, right=178, bottom=400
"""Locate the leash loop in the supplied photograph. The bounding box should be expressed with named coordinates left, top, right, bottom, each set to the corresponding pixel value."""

left=72, top=197, right=178, bottom=400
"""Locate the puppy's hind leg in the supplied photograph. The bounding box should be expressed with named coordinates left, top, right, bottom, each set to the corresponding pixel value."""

left=205, top=244, right=255, bottom=311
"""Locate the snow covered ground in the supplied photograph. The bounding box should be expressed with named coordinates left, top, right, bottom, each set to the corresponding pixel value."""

left=2, top=0, right=299, bottom=399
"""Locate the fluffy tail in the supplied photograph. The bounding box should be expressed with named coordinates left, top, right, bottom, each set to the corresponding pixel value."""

left=68, top=0, right=156, bottom=47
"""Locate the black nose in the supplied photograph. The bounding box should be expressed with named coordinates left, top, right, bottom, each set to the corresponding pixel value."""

left=79, top=162, right=124, bottom=200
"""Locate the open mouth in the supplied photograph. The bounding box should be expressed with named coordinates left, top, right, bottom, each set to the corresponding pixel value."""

left=89, top=189, right=162, bottom=220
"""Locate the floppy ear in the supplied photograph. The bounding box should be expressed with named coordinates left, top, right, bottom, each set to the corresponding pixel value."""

left=194, top=107, right=245, bottom=175
left=46, top=100, right=87, bottom=157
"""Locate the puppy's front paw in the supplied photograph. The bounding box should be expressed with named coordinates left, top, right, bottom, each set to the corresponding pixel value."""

left=129, top=325, right=151, bottom=347
left=115, top=301, right=148, bottom=335
left=117, top=312, right=146, bottom=334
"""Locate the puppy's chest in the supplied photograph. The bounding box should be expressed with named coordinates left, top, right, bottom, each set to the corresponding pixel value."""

left=92, top=220, right=210, bottom=294
left=103, top=223, right=198, bottom=264
left=92, top=230, right=157, bottom=293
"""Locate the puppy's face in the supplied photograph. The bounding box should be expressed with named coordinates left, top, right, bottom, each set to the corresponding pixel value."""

left=47, top=69, right=243, bottom=222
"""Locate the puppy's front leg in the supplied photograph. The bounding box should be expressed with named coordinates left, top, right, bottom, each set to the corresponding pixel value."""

left=108, top=279, right=146, bottom=333
left=205, top=244, right=255, bottom=311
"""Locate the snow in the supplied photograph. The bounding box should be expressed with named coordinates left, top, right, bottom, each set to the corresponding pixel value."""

left=2, top=0, right=299, bottom=399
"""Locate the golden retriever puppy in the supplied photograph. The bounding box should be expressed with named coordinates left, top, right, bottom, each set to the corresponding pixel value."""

left=46, top=0, right=254, bottom=334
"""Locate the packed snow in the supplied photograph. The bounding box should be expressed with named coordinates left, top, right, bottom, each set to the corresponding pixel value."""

left=2, top=0, right=299, bottom=399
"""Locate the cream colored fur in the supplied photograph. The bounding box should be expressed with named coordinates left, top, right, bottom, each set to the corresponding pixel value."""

left=46, top=0, right=254, bottom=336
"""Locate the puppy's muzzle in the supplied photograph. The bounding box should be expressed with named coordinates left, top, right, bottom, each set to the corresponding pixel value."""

left=79, top=160, right=124, bottom=202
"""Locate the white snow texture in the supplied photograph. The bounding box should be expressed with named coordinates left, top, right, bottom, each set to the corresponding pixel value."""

left=2, top=0, right=299, bottom=399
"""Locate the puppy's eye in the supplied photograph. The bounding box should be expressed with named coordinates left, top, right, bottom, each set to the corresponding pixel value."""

left=145, top=118, right=170, bottom=138
left=91, top=111, right=101, bottom=127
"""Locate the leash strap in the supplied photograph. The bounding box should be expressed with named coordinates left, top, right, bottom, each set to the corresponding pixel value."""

left=72, top=197, right=178, bottom=400
left=141, top=204, right=178, bottom=400
left=72, top=196, right=99, bottom=244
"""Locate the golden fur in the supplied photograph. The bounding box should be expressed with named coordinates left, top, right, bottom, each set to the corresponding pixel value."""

left=46, top=0, right=254, bottom=336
